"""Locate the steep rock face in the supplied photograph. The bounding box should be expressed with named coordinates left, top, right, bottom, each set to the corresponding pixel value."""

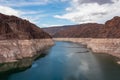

left=0, top=13, right=51, bottom=40
left=0, top=13, right=54, bottom=64
left=102, top=16, right=120, bottom=38
left=105, top=16, right=120, bottom=27
left=0, top=39, right=54, bottom=63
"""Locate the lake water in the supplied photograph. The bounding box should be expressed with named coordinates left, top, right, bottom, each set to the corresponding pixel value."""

left=1, top=41, right=120, bottom=80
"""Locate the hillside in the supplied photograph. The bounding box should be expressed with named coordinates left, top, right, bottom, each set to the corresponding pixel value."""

left=43, top=16, right=120, bottom=38
left=0, top=13, right=51, bottom=40
left=54, top=23, right=104, bottom=38
left=43, top=25, right=75, bottom=36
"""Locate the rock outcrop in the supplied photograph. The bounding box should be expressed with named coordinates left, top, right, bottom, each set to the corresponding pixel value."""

left=0, top=13, right=54, bottom=64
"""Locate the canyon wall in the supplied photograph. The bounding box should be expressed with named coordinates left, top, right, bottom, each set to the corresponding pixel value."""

left=0, top=39, right=54, bottom=73
left=0, top=13, right=54, bottom=64
left=54, top=38, right=120, bottom=58
left=0, top=39, right=54, bottom=63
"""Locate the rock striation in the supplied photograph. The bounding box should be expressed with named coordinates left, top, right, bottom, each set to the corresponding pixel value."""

left=0, top=13, right=54, bottom=64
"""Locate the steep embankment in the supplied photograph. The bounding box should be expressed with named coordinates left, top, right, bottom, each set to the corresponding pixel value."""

left=0, top=13, right=54, bottom=63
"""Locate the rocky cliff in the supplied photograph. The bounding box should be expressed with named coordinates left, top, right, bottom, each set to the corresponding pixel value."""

left=0, top=13, right=54, bottom=64
left=0, top=13, right=52, bottom=40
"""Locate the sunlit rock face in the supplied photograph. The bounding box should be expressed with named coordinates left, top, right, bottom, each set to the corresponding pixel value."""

left=0, top=39, right=54, bottom=63
left=0, top=13, right=54, bottom=64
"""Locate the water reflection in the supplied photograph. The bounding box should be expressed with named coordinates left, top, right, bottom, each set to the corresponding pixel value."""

left=0, top=49, right=50, bottom=76
left=64, top=49, right=104, bottom=80
left=0, top=42, right=120, bottom=80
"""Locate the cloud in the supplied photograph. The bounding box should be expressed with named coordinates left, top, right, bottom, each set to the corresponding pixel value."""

left=0, top=0, right=67, bottom=7
left=75, top=0, right=112, bottom=4
left=0, top=5, right=48, bottom=26
left=22, top=13, right=48, bottom=25
left=54, top=0, right=120, bottom=24
left=40, top=24, right=63, bottom=27
left=0, top=0, right=76, bottom=27
left=0, top=0, right=50, bottom=7
left=0, top=5, right=21, bottom=16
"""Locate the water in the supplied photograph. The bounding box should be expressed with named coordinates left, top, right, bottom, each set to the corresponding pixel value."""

left=1, top=42, right=120, bottom=80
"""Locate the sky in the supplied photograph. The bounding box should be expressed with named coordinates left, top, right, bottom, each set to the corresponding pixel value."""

left=0, top=0, right=120, bottom=28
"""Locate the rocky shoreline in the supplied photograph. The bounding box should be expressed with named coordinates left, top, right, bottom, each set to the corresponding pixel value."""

left=0, top=39, right=54, bottom=73
left=54, top=38, right=120, bottom=59
left=0, top=39, right=54, bottom=63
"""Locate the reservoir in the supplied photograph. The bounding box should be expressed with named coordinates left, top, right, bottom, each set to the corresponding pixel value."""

left=1, top=42, right=120, bottom=80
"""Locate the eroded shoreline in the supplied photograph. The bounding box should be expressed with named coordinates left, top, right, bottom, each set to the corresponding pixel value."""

left=54, top=38, right=120, bottom=60
left=0, top=39, right=54, bottom=73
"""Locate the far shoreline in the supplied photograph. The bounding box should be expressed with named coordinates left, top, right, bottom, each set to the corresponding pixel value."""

left=54, top=38, right=120, bottom=64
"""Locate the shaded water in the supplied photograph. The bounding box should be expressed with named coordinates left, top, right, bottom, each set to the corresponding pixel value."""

left=1, top=41, right=120, bottom=80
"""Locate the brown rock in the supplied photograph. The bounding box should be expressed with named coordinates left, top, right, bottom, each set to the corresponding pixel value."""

left=0, top=13, right=54, bottom=66
left=0, top=13, right=51, bottom=40
left=43, top=16, right=120, bottom=38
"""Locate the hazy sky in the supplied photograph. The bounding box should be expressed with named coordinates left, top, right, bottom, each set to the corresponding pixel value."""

left=0, top=0, right=120, bottom=27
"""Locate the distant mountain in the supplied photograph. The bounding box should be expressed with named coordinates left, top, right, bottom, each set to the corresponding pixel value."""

left=54, top=23, right=104, bottom=38
left=43, top=16, right=120, bottom=38
left=43, top=25, right=75, bottom=36
left=0, top=13, right=51, bottom=40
